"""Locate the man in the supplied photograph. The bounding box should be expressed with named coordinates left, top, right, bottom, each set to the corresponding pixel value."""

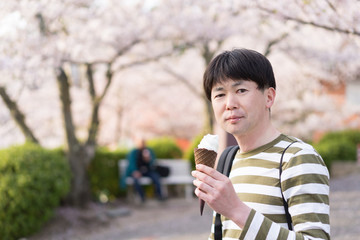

left=192, top=49, right=330, bottom=239
left=125, top=138, right=164, bottom=202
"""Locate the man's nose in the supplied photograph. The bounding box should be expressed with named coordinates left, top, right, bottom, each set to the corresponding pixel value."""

left=226, top=94, right=238, bottom=110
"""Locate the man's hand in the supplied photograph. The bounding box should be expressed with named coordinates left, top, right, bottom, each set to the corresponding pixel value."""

left=192, top=164, right=251, bottom=228
left=132, top=171, right=142, bottom=179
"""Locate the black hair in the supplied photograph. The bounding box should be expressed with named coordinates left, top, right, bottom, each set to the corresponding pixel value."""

left=203, top=48, right=276, bottom=101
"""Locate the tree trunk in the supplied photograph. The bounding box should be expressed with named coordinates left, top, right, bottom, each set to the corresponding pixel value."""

left=55, top=67, right=91, bottom=206
left=66, top=145, right=92, bottom=206
left=201, top=43, right=218, bottom=133
left=203, top=99, right=214, bottom=133
left=0, top=86, right=39, bottom=144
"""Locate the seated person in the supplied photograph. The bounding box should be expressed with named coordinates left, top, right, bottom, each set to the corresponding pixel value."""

left=125, top=138, right=164, bottom=202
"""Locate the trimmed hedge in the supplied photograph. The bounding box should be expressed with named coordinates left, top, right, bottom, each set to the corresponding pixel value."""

left=0, top=143, right=71, bottom=240
left=88, top=138, right=186, bottom=201
left=88, top=147, right=128, bottom=201
left=317, top=129, right=360, bottom=146
left=147, top=137, right=183, bottom=158
left=183, top=134, right=203, bottom=170
left=314, top=129, right=360, bottom=171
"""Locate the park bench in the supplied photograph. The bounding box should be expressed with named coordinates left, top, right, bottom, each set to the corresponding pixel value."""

left=118, top=159, right=194, bottom=201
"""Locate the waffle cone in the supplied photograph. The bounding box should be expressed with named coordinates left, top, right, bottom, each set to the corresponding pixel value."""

left=194, top=148, right=217, bottom=168
left=194, top=148, right=217, bottom=215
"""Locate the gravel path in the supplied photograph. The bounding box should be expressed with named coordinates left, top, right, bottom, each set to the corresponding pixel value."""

left=329, top=174, right=360, bottom=240
left=30, top=172, right=360, bottom=240
left=30, top=197, right=213, bottom=240
left=91, top=200, right=213, bottom=240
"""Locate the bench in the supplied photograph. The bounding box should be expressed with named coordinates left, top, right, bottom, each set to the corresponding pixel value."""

left=118, top=159, right=194, bottom=201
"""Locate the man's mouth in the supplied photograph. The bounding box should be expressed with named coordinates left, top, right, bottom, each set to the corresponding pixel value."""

left=226, top=115, right=243, bottom=123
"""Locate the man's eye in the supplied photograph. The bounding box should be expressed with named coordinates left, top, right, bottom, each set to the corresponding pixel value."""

left=214, top=93, right=225, bottom=99
left=237, top=89, right=247, bottom=93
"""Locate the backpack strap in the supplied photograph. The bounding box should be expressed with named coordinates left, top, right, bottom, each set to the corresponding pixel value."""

left=279, top=141, right=297, bottom=231
left=214, top=145, right=239, bottom=240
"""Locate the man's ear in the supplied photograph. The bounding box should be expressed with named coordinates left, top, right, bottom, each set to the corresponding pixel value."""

left=265, top=87, right=276, bottom=109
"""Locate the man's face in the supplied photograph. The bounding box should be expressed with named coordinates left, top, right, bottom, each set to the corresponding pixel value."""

left=211, top=79, right=274, bottom=138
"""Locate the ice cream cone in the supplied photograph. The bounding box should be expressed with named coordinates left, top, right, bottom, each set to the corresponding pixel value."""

left=194, top=148, right=217, bottom=215
left=194, top=148, right=217, bottom=167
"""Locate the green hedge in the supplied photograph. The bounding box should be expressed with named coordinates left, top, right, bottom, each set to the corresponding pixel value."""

left=88, top=138, right=183, bottom=201
left=314, top=129, right=360, bottom=171
left=0, top=143, right=71, bottom=240
left=317, top=129, right=360, bottom=146
left=183, top=135, right=203, bottom=170
left=147, top=137, right=183, bottom=158
left=88, top=147, right=128, bottom=201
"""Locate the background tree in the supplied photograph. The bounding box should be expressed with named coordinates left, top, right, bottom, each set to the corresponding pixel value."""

left=0, top=0, right=181, bottom=205
left=1, top=0, right=360, bottom=206
left=151, top=0, right=289, bottom=133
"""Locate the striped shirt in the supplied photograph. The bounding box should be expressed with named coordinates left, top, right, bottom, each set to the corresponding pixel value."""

left=209, top=134, right=330, bottom=240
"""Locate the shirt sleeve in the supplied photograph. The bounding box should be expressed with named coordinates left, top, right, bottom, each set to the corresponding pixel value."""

left=126, top=149, right=138, bottom=176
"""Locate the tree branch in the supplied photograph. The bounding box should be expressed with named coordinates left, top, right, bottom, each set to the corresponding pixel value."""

left=55, top=66, right=79, bottom=150
left=162, top=64, right=203, bottom=98
left=0, top=86, right=39, bottom=144
left=283, top=14, right=359, bottom=36
left=110, top=39, right=142, bottom=63
left=258, top=6, right=360, bottom=37
left=85, top=63, right=100, bottom=147
left=99, top=63, right=113, bottom=102
left=263, top=32, right=289, bottom=57
left=113, top=50, right=174, bottom=72
left=86, top=63, right=96, bottom=102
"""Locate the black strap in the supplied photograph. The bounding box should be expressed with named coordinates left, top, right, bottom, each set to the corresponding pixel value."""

left=279, top=141, right=297, bottom=231
left=214, top=145, right=239, bottom=240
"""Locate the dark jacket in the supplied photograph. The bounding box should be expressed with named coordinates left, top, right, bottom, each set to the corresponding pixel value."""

left=120, top=147, right=156, bottom=189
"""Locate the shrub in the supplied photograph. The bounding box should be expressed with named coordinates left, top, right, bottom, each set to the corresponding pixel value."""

left=314, top=138, right=355, bottom=171
left=0, top=143, right=71, bottom=240
left=88, top=147, right=128, bottom=201
left=147, top=137, right=183, bottom=159
left=183, top=135, right=203, bottom=170
left=317, top=129, right=360, bottom=146
left=314, top=129, right=360, bottom=171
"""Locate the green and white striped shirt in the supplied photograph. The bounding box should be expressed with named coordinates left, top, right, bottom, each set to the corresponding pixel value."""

left=209, top=134, right=330, bottom=240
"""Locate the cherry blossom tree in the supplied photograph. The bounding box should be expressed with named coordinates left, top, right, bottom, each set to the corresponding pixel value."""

left=149, top=0, right=292, bottom=133
left=1, top=0, right=360, bottom=205
left=251, top=0, right=360, bottom=139
left=155, top=0, right=360, bottom=140
left=0, top=0, right=183, bottom=205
